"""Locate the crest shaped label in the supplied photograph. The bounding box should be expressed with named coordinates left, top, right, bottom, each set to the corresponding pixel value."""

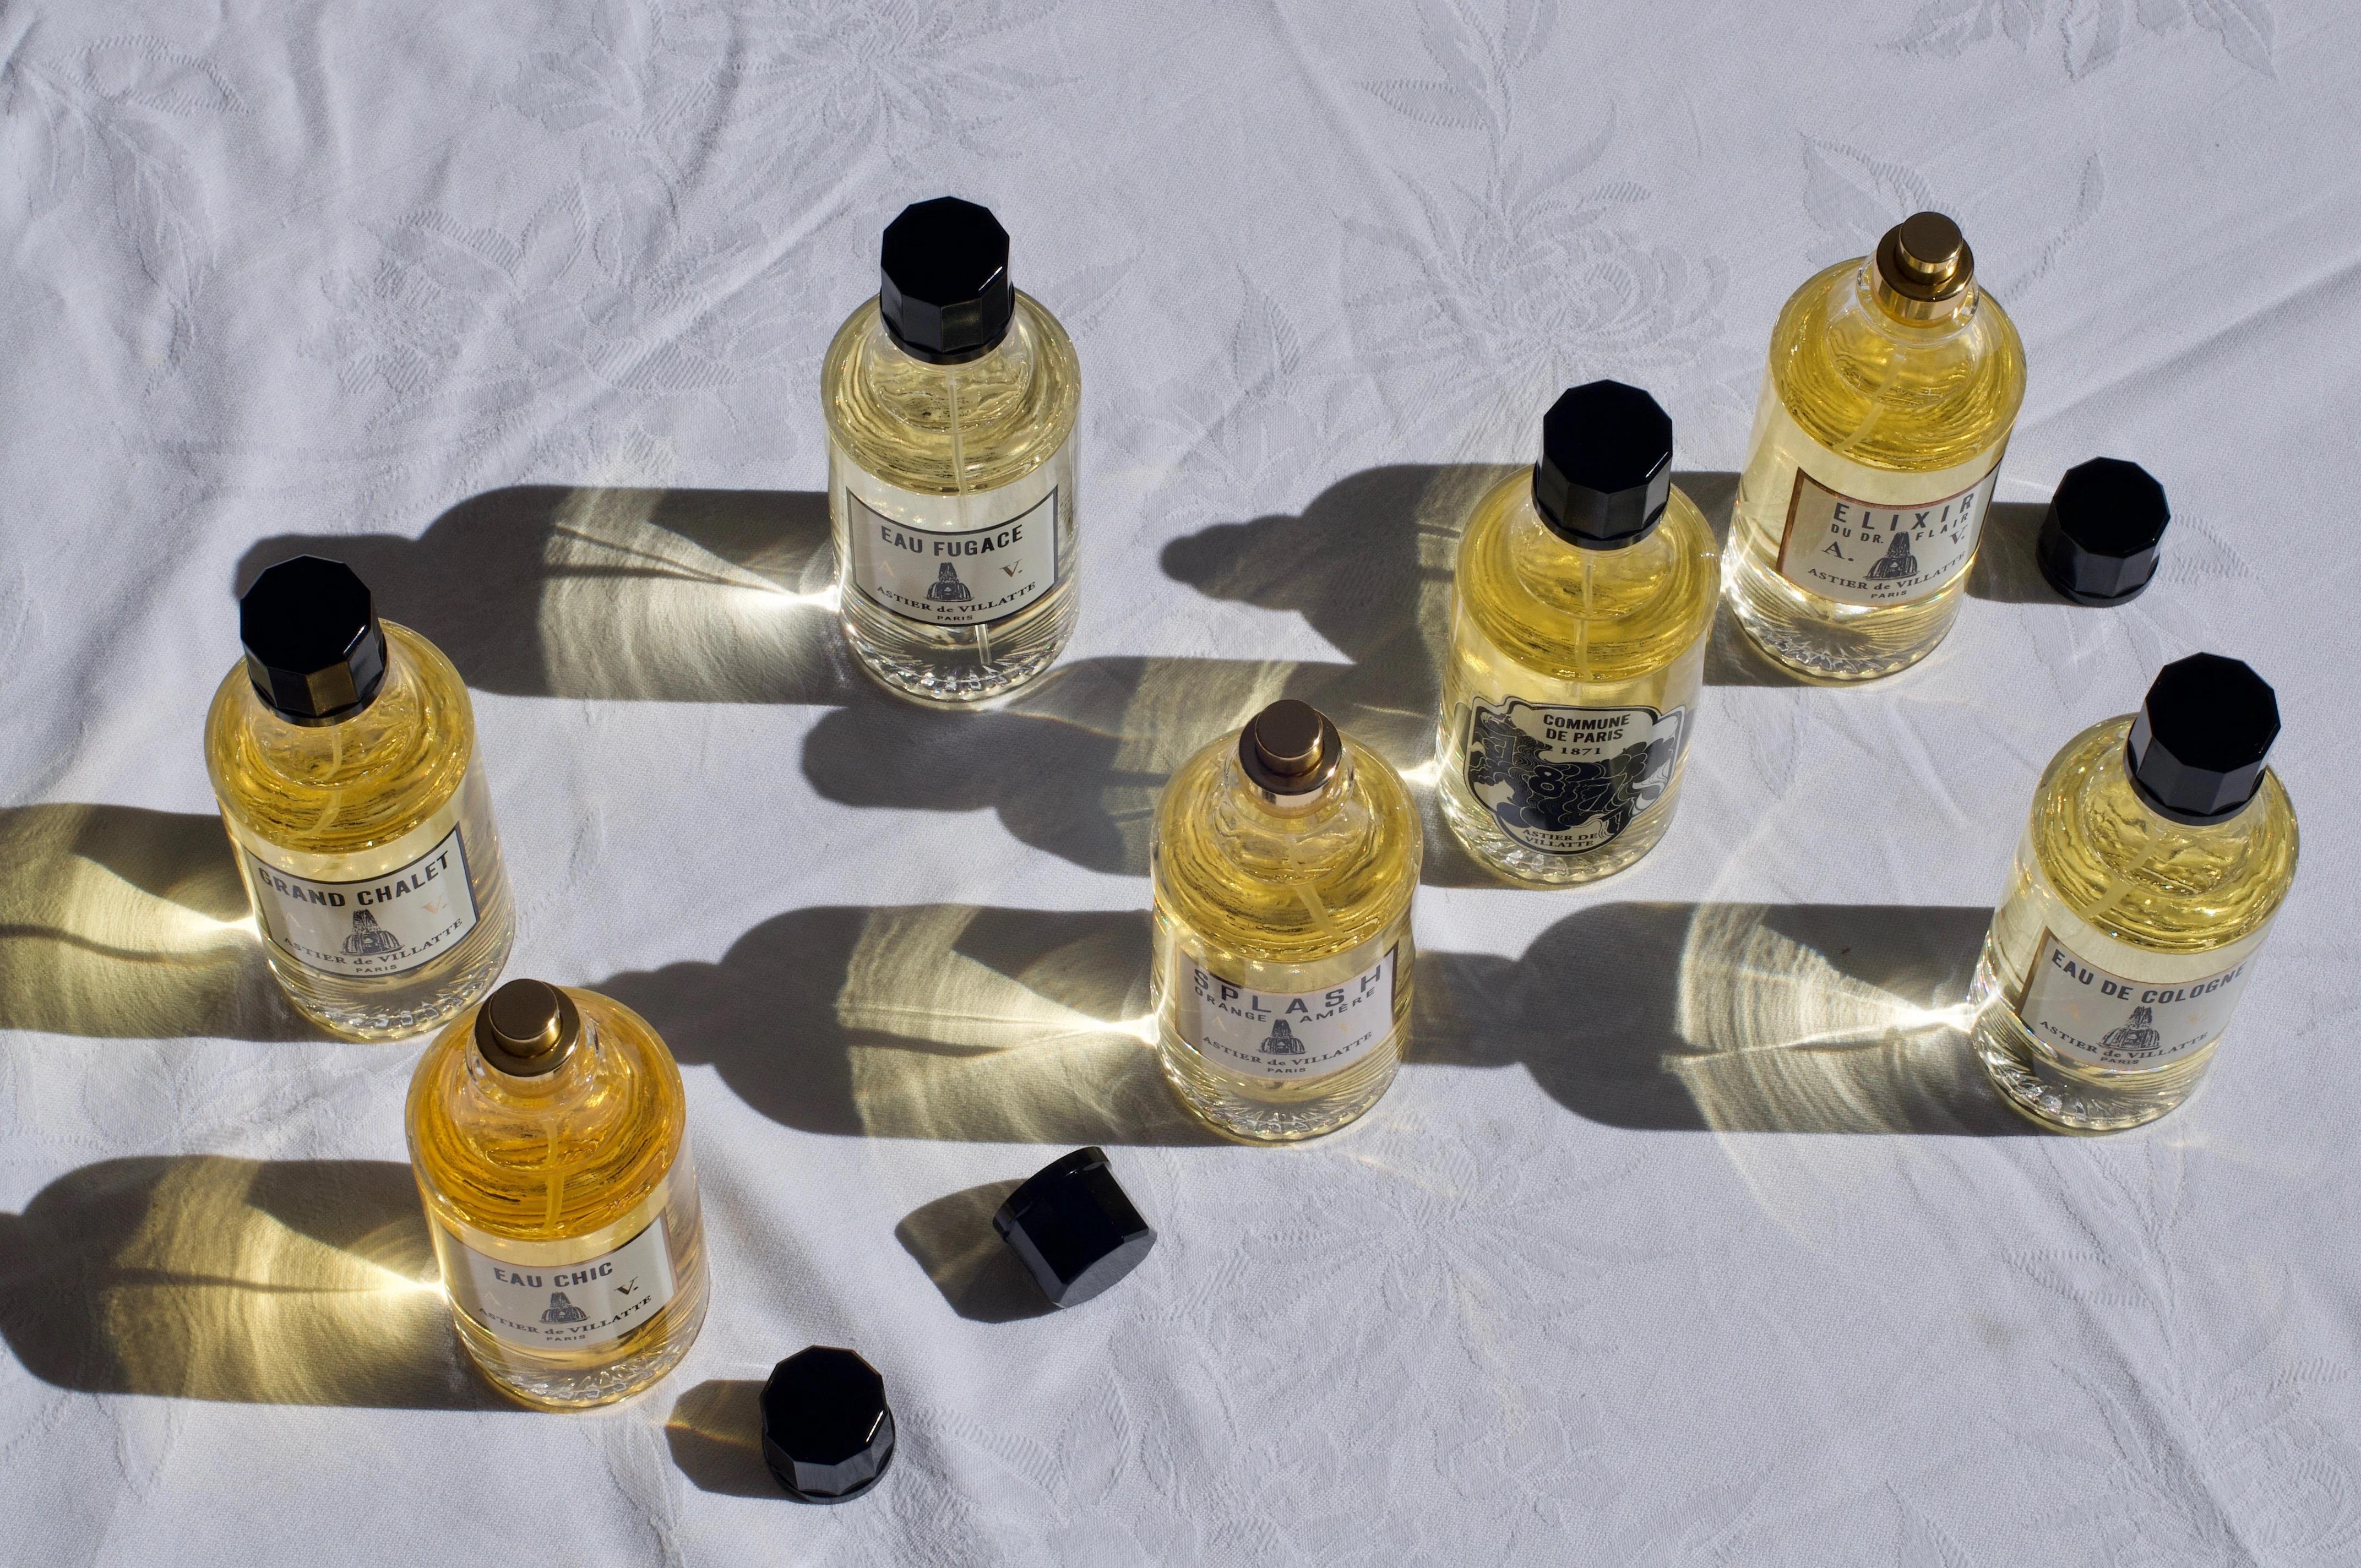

left=1465, top=698, right=1686, bottom=855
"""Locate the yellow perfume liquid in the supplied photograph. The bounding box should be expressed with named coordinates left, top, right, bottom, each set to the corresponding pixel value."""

left=1726, top=213, right=2026, bottom=680
left=1150, top=701, right=1421, bottom=1141
left=407, top=979, right=709, bottom=1408
left=1971, top=658, right=2297, bottom=1132
left=823, top=198, right=1080, bottom=705
left=205, top=558, right=513, bottom=1041
left=1437, top=382, right=1718, bottom=884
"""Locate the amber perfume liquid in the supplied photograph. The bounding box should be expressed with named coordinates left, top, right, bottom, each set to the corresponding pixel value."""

left=205, top=622, right=513, bottom=1040
left=1150, top=705, right=1422, bottom=1141
left=822, top=291, right=1080, bottom=705
left=1726, top=218, right=2026, bottom=680
left=407, top=984, right=709, bottom=1408
left=1438, top=473, right=1718, bottom=884
left=1971, top=718, right=2298, bottom=1132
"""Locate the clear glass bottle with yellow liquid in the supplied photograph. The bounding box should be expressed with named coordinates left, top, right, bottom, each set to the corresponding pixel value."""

left=408, top=978, right=710, bottom=1407
left=1437, top=380, right=1718, bottom=884
left=1150, top=701, right=1421, bottom=1141
left=1972, top=656, right=2298, bottom=1132
left=822, top=196, right=1081, bottom=705
left=205, top=556, right=513, bottom=1039
left=1726, top=212, right=2026, bottom=679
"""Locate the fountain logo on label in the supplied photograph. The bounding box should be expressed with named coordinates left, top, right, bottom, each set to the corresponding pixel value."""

left=1776, top=462, right=1999, bottom=606
left=445, top=1215, right=678, bottom=1351
left=2016, top=930, right=2257, bottom=1069
left=246, top=826, right=478, bottom=979
left=1177, top=948, right=1396, bottom=1082
left=847, top=485, right=1059, bottom=628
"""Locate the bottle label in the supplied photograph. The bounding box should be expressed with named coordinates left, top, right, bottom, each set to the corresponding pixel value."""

left=246, top=824, right=478, bottom=978
left=2015, top=930, right=2258, bottom=1069
left=845, top=484, right=1060, bottom=627
left=1776, top=462, right=2000, bottom=606
left=1464, top=698, right=1687, bottom=855
left=1176, top=946, right=1397, bottom=1083
left=446, top=1216, right=678, bottom=1352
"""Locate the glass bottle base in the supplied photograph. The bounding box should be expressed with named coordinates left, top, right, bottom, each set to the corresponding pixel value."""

left=1723, top=549, right=1959, bottom=682
left=454, top=1289, right=709, bottom=1410
left=840, top=580, right=1075, bottom=707
left=1158, top=1027, right=1399, bottom=1142
left=1437, top=765, right=1680, bottom=886
left=1969, top=948, right=2211, bottom=1134
left=266, top=911, right=514, bottom=1042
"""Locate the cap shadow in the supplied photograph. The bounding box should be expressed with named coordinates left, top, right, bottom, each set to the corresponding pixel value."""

left=0, top=804, right=324, bottom=1041
left=666, top=1379, right=780, bottom=1498
left=237, top=486, right=852, bottom=704
left=1967, top=500, right=2071, bottom=605
left=0, top=1156, right=501, bottom=1408
left=894, top=1179, right=1054, bottom=1323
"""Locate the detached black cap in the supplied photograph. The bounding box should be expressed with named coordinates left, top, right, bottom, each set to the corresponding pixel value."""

left=1533, top=380, right=1674, bottom=549
left=2039, top=459, right=2170, bottom=605
left=760, top=1347, right=895, bottom=1504
left=993, top=1147, right=1155, bottom=1309
left=880, top=197, right=1014, bottom=364
left=240, top=556, right=388, bottom=725
left=2127, top=654, right=2279, bottom=825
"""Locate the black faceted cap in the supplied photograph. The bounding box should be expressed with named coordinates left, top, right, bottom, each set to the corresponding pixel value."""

left=1532, top=380, right=1674, bottom=549
left=993, top=1147, right=1155, bottom=1309
left=879, top=197, right=1014, bottom=364
left=2039, top=459, right=2170, bottom=606
left=760, top=1347, right=896, bottom=1504
left=238, top=556, right=389, bottom=724
left=2127, top=654, right=2280, bottom=825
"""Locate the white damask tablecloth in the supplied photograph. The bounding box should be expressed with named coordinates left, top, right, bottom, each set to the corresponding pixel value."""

left=3, top=2, right=2357, bottom=1563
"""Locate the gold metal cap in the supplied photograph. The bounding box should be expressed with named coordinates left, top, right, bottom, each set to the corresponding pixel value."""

left=474, top=979, right=581, bottom=1078
left=1873, top=211, right=1975, bottom=320
left=1238, top=699, right=1343, bottom=798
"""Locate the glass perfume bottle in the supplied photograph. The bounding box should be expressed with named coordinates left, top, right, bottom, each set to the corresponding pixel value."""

left=1150, top=700, right=1421, bottom=1141
left=205, top=556, right=514, bottom=1040
left=1726, top=212, right=2026, bottom=680
left=822, top=196, right=1081, bottom=705
left=1971, top=656, right=2298, bottom=1133
left=407, top=978, right=710, bottom=1408
left=1437, top=380, right=1717, bottom=884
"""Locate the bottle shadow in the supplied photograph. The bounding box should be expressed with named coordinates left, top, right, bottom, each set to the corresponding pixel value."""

left=597, top=905, right=1219, bottom=1147
left=665, top=1379, right=778, bottom=1498
left=0, top=1156, right=502, bottom=1408
left=239, top=486, right=855, bottom=705
left=0, top=804, right=323, bottom=1041
left=894, top=1179, right=1056, bottom=1322
left=602, top=898, right=2028, bottom=1144
left=799, top=465, right=1789, bottom=882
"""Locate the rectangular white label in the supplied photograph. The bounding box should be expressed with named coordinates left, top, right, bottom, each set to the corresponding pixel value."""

left=848, top=485, right=1059, bottom=627
left=247, top=825, right=478, bottom=978
left=2016, top=930, right=2258, bottom=1070
left=1776, top=462, right=1999, bottom=606
left=448, top=1216, right=677, bottom=1352
left=1465, top=698, right=1686, bottom=855
left=1177, top=948, right=1396, bottom=1082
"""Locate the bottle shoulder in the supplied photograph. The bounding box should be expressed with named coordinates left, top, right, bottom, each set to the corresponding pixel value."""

left=1456, top=470, right=1718, bottom=683
left=822, top=292, right=1080, bottom=496
left=406, top=989, right=687, bottom=1243
left=2026, top=716, right=2298, bottom=954
left=205, top=622, right=478, bottom=857
left=1767, top=259, right=2026, bottom=475
left=1152, top=736, right=1421, bottom=962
